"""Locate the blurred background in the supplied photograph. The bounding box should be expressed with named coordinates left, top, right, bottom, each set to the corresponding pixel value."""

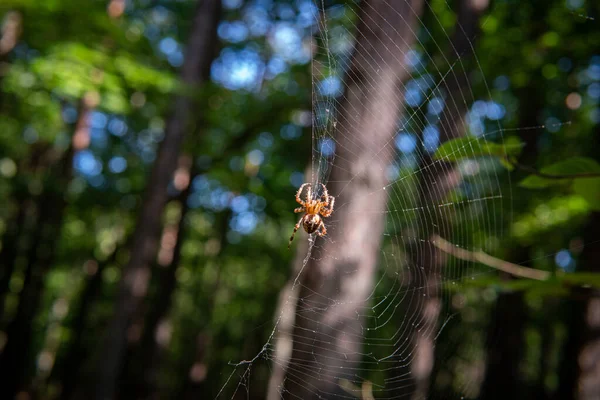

left=0, top=0, right=600, bottom=399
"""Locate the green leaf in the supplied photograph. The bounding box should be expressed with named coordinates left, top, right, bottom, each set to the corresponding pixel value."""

left=573, top=178, right=600, bottom=211
left=520, top=157, right=600, bottom=189
left=434, top=136, right=524, bottom=162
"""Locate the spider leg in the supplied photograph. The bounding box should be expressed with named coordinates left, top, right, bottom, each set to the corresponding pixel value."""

left=316, top=222, right=327, bottom=237
left=294, top=207, right=305, bottom=213
left=319, top=183, right=329, bottom=205
left=296, top=183, right=310, bottom=206
left=320, top=196, right=335, bottom=217
left=288, top=217, right=304, bottom=249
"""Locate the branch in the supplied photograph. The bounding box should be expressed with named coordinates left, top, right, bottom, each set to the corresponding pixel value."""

left=432, top=235, right=550, bottom=281
left=507, top=157, right=600, bottom=180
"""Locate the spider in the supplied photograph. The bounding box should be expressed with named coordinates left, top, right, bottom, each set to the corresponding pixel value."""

left=288, top=183, right=335, bottom=248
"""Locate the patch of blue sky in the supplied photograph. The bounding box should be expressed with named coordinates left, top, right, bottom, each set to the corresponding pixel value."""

left=405, top=88, right=422, bottom=107
left=404, top=49, right=423, bottom=71
left=168, top=51, right=183, bottom=67
left=218, top=21, right=249, bottom=43
left=247, top=149, right=265, bottom=166
left=231, top=195, right=250, bottom=213
left=587, top=64, right=600, bottom=81
left=209, top=189, right=231, bottom=211
left=91, top=128, right=108, bottom=149
left=266, top=56, right=288, bottom=78
left=108, top=118, right=127, bottom=137
left=427, top=97, right=444, bottom=116
left=276, top=3, right=295, bottom=19
left=269, top=22, right=308, bottom=64
left=297, top=0, right=317, bottom=28
left=319, top=76, right=343, bottom=97
left=423, top=125, right=440, bottom=152
left=244, top=5, right=271, bottom=37
left=290, top=171, right=304, bottom=187
left=319, top=138, right=336, bottom=157
left=90, top=111, right=107, bottom=129
left=469, top=118, right=485, bottom=136
left=280, top=124, right=302, bottom=140
left=74, top=150, right=102, bottom=177
left=395, top=133, right=417, bottom=153
left=555, top=249, right=575, bottom=272
left=471, top=100, right=488, bottom=118
left=108, top=156, right=127, bottom=174
left=230, top=211, right=259, bottom=234
left=192, top=175, right=209, bottom=192
left=159, top=37, right=178, bottom=56
left=151, top=6, right=170, bottom=25
left=588, top=82, right=600, bottom=99
left=223, top=0, right=243, bottom=10
left=211, top=48, right=265, bottom=91
left=486, top=102, right=506, bottom=120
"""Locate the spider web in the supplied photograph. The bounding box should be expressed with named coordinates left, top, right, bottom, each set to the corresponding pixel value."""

left=219, top=0, right=523, bottom=398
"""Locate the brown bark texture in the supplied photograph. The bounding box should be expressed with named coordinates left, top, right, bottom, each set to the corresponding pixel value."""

left=93, top=1, right=221, bottom=399
left=277, top=0, right=424, bottom=398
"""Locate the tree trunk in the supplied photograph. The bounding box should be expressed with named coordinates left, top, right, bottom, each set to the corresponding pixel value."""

left=92, top=1, right=220, bottom=399
left=0, top=143, right=45, bottom=324
left=119, top=155, right=193, bottom=400
left=267, top=167, right=313, bottom=400
left=0, top=95, right=93, bottom=399
left=558, top=212, right=600, bottom=400
left=179, top=209, right=231, bottom=400
left=278, top=1, right=424, bottom=398
left=54, top=245, right=123, bottom=400
left=400, top=1, right=488, bottom=398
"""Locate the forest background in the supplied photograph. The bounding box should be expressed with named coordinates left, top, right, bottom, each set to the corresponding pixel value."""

left=0, top=0, right=600, bottom=399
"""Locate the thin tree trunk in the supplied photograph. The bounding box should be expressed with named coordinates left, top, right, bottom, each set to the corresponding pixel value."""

left=279, top=1, right=424, bottom=397
left=93, top=1, right=220, bottom=398
left=54, top=244, right=124, bottom=400
left=0, top=95, right=93, bottom=399
left=267, top=168, right=313, bottom=400
left=401, top=1, right=488, bottom=398
left=0, top=10, right=21, bottom=108
left=118, top=155, right=194, bottom=400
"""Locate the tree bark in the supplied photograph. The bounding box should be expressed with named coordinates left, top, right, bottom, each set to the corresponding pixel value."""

left=0, top=94, right=93, bottom=399
left=278, top=1, right=424, bottom=398
left=92, top=1, right=220, bottom=399
left=267, top=167, right=313, bottom=400
left=119, top=155, right=193, bottom=400
left=54, top=245, right=123, bottom=400
left=399, top=1, right=488, bottom=398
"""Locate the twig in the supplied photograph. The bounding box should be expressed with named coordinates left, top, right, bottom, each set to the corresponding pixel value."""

left=432, top=235, right=550, bottom=281
left=506, top=157, right=600, bottom=180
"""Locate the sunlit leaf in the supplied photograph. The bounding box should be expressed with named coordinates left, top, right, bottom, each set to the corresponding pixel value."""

left=434, top=135, right=524, bottom=162
left=520, top=157, right=600, bottom=189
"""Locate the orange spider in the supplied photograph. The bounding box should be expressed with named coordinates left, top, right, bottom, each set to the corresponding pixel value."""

left=288, top=183, right=335, bottom=248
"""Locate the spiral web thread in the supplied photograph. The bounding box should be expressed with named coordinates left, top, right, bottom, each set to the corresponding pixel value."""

left=219, top=0, right=517, bottom=398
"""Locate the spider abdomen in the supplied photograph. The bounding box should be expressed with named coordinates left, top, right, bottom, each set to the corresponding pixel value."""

left=303, top=214, right=322, bottom=234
